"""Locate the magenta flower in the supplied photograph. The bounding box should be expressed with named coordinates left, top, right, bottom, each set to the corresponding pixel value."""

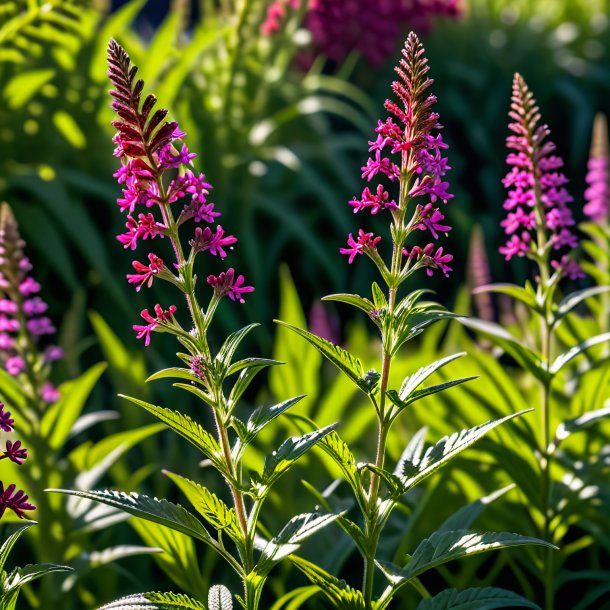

left=207, top=269, right=254, bottom=304
left=1, top=440, right=28, bottom=466
left=127, top=253, right=164, bottom=292
left=107, top=39, right=254, bottom=332
left=499, top=74, right=581, bottom=279
left=343, top=32, right=454, bottom=278
left=304, top=0, right=460, bottom=66
left=584, top=114, right=610, bottom=223
left=0, top=403, right=14, bottom=433
left=0, top=483, right=35, bottom=519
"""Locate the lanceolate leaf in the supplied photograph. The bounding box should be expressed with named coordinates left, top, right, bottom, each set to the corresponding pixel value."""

left=228, top=360, right=280, bottom=407
left=473, top=283, right=540, bottom=312
left=96, top=591, right=206, bottom=609
left=414, top=586, right=541, bottom=610
left=263, top=424, right=338, bottom=485
left=398, top=411, right=529, bottom=494
left=555, top=286, right=610, bottom=321
left=395, top=427, right=428, bottom=477
left=215, top=324, right=260, bottom=381
left=322, top=293, right=376, bottom=316
left=459, top=318, right=548, bottom=382
left=290, top=556, right=366, bottom=610
left=550, top=332, right=610, bottom=374
left=274, top=321, right=370, bottom=394
left=0, top=522, right=34, bottom=575
left=2, top=563, right=72, bottom=594
left=164, top=471, right=242, bottom=542
left=246, top=395, right=306, bottom=438
left=146, top=367, right=205, bottom=385
left=118, top=396, right=225, bottom=472
left=554, top=406, right=610, bottom=446
left=320, top=431, right=360, bottom=491
left=47, top=489, right=214, bottom=545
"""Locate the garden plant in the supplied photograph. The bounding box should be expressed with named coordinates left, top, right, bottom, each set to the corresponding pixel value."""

left=0, top=1, right=610, bottom=610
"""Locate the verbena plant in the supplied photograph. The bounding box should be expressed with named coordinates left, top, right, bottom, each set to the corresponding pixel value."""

left=50, top=40, right=342, bottom=610
left=275, top=33, right=552, bottom=610
left=461, top=76, right=610, bottom=610
left=0, top=202, right=162, bottom=609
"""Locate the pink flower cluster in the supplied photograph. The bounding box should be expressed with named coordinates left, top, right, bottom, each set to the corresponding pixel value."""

left=305, top=0, right=460, bottom=66
left=583, top=114, right=609, bottom=223
left=0, top=401, right=35, bottom=519
left=0, top=205, right=62, bottom=401
left=261, top=0, right=300, bottom=35
left=107, top=40, right=253, bottom=347
left=341, top=33, right=454, bottom=277
left=499, top=74, right=583, bottom=280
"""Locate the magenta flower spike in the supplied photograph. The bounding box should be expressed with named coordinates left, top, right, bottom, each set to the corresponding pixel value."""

left=0, top=203, right=63, bottom=403
left=106, top=40, right=253, bottom=347
left=341, top=31, right=454, bottom=280
left=499, top=74, right=583, bottom=280
left=0, top=402, right=35, bottom=519
left=584, top=113, right=610, bottom=224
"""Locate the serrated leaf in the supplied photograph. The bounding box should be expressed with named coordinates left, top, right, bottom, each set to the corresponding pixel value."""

left=215, top=324, right=259, bottom=381
left=228, top=361, right=284, bottom=410
left=263, top=424, right=337, bottom=484
left=96, top=591, right=206, bottom=609
left=227, top=358, right=281, bottom=376
left=397, top=353, right=466, bottom=401
left=371, top=283, right=388, bottom=309
left=2, top=563, right=72, bottom=595
left=459, top=318, right=548, bottom=382
left=146, top=367, right=204, bottom=385
left=322, top=293, right=376, bottom=316
left=247, top=395, right=305, bottom=438
left=290, top=556, right=365, bottom=609
left=415, top=586, right=540, bottom=610
left=208, top=585, right=232, bottom=610
left=118, top=396, right=224, bottom=471
left=47, top=489, right=213, bottom=545
left=320, top=431, right=360, bottom=490
left=402, top=530, right=553, bottom=580
left=399, top=412, right=528, bottom=493
left=550, top=332, right=610, bottom=374
left=258, top=512, right=341, bottom=575
left=164, top=471, right=242, bottom=542
left=395, top=427, right=428, bottom=477
left=274, top=321, right=370, bottom=394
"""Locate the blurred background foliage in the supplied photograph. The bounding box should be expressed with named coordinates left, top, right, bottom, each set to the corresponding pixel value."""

left=1, top=0, right=610, bottom=607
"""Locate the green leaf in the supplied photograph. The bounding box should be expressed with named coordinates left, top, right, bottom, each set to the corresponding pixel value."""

left=96, top=591, right=206, bottom=610
left=147, top=367, right=204, bottom=385
left=320, top=431, right=360, bottom=491
left=5, top=69, right=55, bottom=108
left=398, top=411, right=529, bottom=493
left=381, top=530, right=553, bottom=591
left=394, top=427, right=428, bottom=477
left=555, top=286, right=610, bottom=321
left=47, top=489, right=214, bottom=545
left=415, top=587, right=540, bottom=610
left=263, top=423, right=338, bottom=485
left=473, top=283, right=540, bottom=312
left=0, top=522, right=35, bottom=575
left=41, top=362, right=107, bottom=450
left=164, top=471, right=242, bottom=542
left=247, top=395, right=305, bottom=438
left=396, top=354, right=467, bottom=402
left=554, top=406, right=610, bottom=445
left=290, top=556, right=365, bottom=609
left=459, top=318, right=548, bottom=382
left=117, top=396, right=224, bottom=471
left=550, top=332, right=610, bottom=374
left=228, top=360, right=280, bottom=408
left=2, top=563, right=72, bottom=601
left=227, top=358, right=281, bottom=376
left=208, top=585, right=232, bottom=610
left=258, top=512, right=341, bottom=575
left=371, top=282, right=388, bottom=309
left=322, top=293, right=376, bottom=316
left=274, top=321, right=370, bottom=395
left=215, top=324, right=259, bottom=381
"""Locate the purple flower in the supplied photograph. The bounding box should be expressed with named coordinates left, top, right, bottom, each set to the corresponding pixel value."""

left=41, top=382, right=60, bottom=403
left=189, top=226, right=237, bottom=259
left=583, top=114, right=610, bottom=223
left=133, top=304, right=177, bottom=347
left=19, top=277, right=41, bottom=296
left=26, top=317, right=55, bottom=336
left=5, top=356, right=25, bottom=376
left=127, top=253, right=164, bottom=292
left=207, top=269, right=254, bottom=304
left=22, top=297, right=48, bottom=316
left=1, top=440, right=27, bottom=466
left=340, top=229, right=382, bottom=264
left=0, top=483, right=36, bottom=519
left=499, top=74, right=580, bottom=276
left=0, top=403, right=14, bottom=433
